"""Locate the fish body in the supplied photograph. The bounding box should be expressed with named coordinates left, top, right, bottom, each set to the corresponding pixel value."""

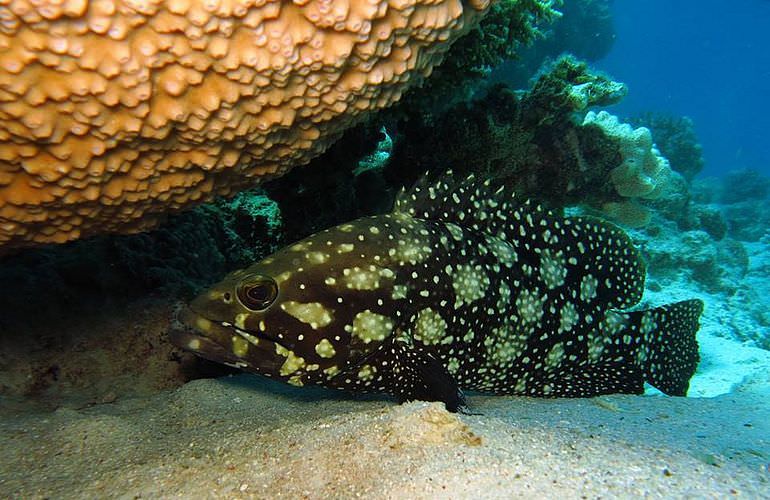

left=172, top=173, right=703, bottom=411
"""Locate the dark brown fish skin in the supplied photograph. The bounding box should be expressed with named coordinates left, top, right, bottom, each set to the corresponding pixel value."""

left=172, top=173, right=703, bottom=411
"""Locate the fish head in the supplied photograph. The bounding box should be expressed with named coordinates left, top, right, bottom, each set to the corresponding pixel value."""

left=171, top=216, right=408, bottom=387
left=171, top=268, right=288, bottom=377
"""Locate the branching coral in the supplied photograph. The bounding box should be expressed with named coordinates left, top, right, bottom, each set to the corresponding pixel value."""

left=386, top=0, right=559, bottom=116
left=0, top=0, right=494, bottom=253
left=541, top=0, right=615, bottom=61
left=491, top=0, right=616, bottom=89
left=387, top=56, right=629, bottom=207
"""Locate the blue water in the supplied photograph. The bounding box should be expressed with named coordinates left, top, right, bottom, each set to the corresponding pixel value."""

left=597, top=0, right=770, bottom=177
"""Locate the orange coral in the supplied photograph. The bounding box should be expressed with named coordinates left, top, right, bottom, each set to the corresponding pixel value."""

left=0, top=0, right=489, bottom=251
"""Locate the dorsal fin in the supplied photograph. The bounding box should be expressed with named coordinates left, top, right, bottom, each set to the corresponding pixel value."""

left=394, top=170, right=553, bottom=241
left=394, top=170, right=646, bottom=310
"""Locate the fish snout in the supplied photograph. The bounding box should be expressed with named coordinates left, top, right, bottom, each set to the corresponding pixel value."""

left=168, top=302, right=226, bottom=351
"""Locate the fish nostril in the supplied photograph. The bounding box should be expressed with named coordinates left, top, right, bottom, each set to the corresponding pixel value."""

left=223, top=292, right=232, bottom=302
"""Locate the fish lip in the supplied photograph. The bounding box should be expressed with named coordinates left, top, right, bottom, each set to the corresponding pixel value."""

left=170, top=302, right=198, bottom=334
left=167, top=328, right=247, bottom=368
left=170, top=303, right=294, bottom=375
left=170, top=302, right=289, bottom=351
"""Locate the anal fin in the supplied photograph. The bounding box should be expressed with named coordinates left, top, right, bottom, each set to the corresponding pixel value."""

left=536, top=362, right=646, bottom=397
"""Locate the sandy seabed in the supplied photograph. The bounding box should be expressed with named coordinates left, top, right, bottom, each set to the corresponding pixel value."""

left=1, top=376, right=768, bottom=499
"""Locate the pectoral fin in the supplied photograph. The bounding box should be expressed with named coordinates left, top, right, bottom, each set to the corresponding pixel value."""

left=377, top=340, right=467, bottom=412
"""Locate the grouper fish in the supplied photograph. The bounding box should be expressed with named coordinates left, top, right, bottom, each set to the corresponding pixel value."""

left=171, top=172, right=703, bottom=411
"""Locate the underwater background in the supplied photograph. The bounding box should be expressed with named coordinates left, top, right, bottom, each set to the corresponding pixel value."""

left=0, top=0, right=768, bottom=496
left=603, top=0, right=770, bottom=177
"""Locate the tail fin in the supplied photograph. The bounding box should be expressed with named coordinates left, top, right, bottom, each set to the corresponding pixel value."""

left=629, top=299, right=703, bottom=396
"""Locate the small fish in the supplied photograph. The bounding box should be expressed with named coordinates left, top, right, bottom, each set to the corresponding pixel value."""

left=171, top=172, right=703, bottom=411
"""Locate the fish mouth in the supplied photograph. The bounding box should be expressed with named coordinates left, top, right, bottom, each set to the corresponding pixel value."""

left=169, top=303, right=287, bottom=373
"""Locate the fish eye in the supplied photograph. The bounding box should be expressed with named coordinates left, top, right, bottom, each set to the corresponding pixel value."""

left=236, top=275, right=278, bottom=311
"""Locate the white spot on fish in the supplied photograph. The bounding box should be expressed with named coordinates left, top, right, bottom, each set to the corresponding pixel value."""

left=350, top=310, right=394, bottom=344
left=413, top=308, right=448, bottom=345
left=281, top=301, right=334, bottom=329
left=539, top=249, right=568, bottom=289
left=451, top=263, right=490, bottom=308
left=580, top=274, right=599, bottom=302
left=315, top=338, right=336, bottom=358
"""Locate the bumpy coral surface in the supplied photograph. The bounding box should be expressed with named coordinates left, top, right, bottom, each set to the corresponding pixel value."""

left=583, top=110, right=676, bottom=226
left=583, top=111, right=670, bottom=198
left=629, top=113, right=704, bottom=181
left=0, top=0, right=490, bottom=252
